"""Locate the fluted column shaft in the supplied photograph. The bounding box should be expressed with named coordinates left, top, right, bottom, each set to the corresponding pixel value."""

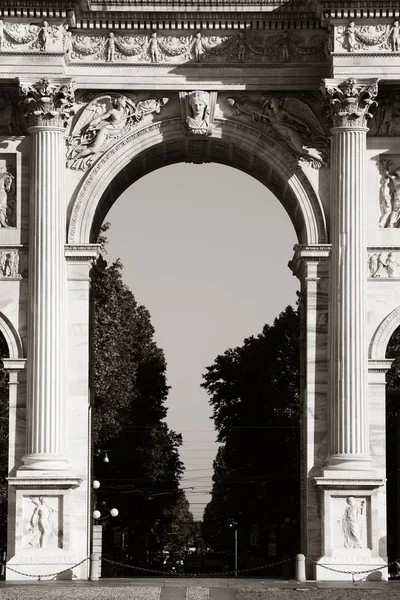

left=22, top=126, right=68, bottom=470
left=327, top=126, right=369, bottom=468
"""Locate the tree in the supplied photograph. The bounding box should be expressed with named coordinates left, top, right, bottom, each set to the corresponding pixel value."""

left=0, top=334, right=8, bottom=541
left=92, top=228, right=191, bottom=564
left=201, top=305, right=300, bottom=565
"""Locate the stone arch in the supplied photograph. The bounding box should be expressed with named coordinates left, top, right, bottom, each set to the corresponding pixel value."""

left=67, top=117, right=328, bottom=245
left=369, top=306, right=400, bottom=359
left=0, top=311, right=24, bottom=360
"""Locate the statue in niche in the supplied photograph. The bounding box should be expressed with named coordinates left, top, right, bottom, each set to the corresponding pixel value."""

left=380, top=160, right=400, bottom=227
left=67, top=93, right=169, bottom=169
left=106, top=32, right=115, bottom=62
left=227, top=95, right=328, bottom=167
left=28, top=497, right=55, bottom=549
left=338, top=496, right=364, bottom=549
left=0, top=170, right=14, bottom=228
left=187, top=90, right=209, bottom=135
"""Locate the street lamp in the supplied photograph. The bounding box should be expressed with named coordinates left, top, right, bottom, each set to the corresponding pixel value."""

left=90, top=479, right=119, bottom=581
left=227, top=519, right=238, bottom=576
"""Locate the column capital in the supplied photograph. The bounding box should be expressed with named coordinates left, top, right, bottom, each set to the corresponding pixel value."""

left=321, top=78, right=379, bottom=129
left=19, top=78, right=75, bottom=129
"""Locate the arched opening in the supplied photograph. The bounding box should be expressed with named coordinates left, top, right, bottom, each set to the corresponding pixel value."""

left=386, top=326, right=400, bottom=565
left=0, top=331, right=9, bottom=556
left=90, top=160, right=302, bottom=573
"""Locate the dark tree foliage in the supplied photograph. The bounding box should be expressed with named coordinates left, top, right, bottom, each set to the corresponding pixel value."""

left=0, top=334, right=8, bottom=541
left=201, top=305, right=300, bottom=565
left=92, top=228, right=191, bottom=563
left=385, top=325, right=400, bottom=560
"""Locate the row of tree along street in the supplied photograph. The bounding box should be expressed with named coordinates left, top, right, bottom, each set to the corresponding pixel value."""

left=0, top=223, right=400, bottom=574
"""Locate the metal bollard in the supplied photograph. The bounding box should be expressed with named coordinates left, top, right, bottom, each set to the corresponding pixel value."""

left=296, top=553, right=306, bottom=582
left=89, top=552, right=101, bottom=581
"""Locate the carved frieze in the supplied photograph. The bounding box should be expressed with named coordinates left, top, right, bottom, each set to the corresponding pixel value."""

left=64, top=30, right=326, bottom=64
left=19, top=79, right=75, bottom=129
left=225, top=94, right=329, bottom=168
left=67, top=92, right=169, bottom=170
left=368, top=251, right=400, bottom=278
left=336, top=21, right=399, bottom=53
left=0, top=20, right=64, bottom=53
left=369, top=93, right=400, bottom=137
left=322, top=78, right=378, bottom=129
left=0, top=248, right=22, bottom=278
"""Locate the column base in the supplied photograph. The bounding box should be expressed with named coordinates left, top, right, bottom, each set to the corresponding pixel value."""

left=324, top=454, right=374, bottom=476
left=19, top=454, right=71, bottom=472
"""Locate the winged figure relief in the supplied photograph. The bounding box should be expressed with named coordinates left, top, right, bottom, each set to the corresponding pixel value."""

left=67, top=93, right=169, bottom=171
left=227, top=94, right=329, bottom=167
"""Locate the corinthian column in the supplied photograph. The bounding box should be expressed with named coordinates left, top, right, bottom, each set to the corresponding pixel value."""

left=19, top=79, right=75, bottom=471
left=322, top=78, right=378, bottom=473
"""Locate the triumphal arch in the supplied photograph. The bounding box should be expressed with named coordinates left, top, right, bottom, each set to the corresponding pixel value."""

left=1, top=0, right=400, bottom=581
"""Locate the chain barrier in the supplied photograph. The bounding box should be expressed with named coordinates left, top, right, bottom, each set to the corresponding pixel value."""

left=4, top=556, right=89, bottom=581
left=101, top=555, right=294, bottom=578
left=306, top=556, right=399, bottom=583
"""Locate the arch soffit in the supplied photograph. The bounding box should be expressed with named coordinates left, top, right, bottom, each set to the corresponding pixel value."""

left=0, top=311, right=24, bottom=360
left=67, top=117, right=328, bottom=246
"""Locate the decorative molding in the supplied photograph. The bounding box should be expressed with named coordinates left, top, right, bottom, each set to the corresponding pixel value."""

left=8, top=477, right=82, bottom=489
left=61, top=30, right=327, bottom=65
left=369, top=305, right=400, bottom=359
left=2, top=358, right=26, bottom=371
left=322, top=78, right=379, bottom=129
left=0, top=20, right=64, bottom=53
left=368, top=358, right=393, bottom=373
left=19, top=78, right=75, bottom=129
left=65, top=244, right=101, bottom=262
left=314, top=477, right=385, bottom=489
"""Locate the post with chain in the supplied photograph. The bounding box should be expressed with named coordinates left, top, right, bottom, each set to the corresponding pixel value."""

left=296, top=554, right=306, bottom=582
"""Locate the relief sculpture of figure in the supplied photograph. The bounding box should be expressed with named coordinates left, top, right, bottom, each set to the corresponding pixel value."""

left=28, top=497, right=55, bottom=549
left=0, top=171, right=14, bottom=228
left=381, top=160, right=400, bottom=227
left=227, top=95, right=328, bottom=167
left=346, top=21, right=357, bottom=51
left=237, top=32, right=246, bottom=61
left=148, top=32, right=160, bottom=62
left=74, top=95, right=132, bottom=157
left=0, top=20, right=3, bottom=52
left=338, top=497, right=364, bottom=549
left=392, top=20, right=400, bottom=51
left=39, top=21, right=49, bottom=52
left=106, top=32, right=115, bottom=62
left=10, top=249, right=19, bottom=278
left=187, top=90, right=209, bottom=135
left=190, top=33, right=204, bottom=62
left=379, top=173, right=393, bottom=227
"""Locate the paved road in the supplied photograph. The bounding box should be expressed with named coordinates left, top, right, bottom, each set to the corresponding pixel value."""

left=0, top=579, right=399, bottom=599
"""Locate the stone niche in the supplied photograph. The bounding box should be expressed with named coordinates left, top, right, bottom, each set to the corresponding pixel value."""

left=0, top=153, right=16, bottom=229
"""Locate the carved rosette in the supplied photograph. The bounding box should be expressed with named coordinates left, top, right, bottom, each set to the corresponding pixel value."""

left=19, top=79, right=75, bottom=129
left=322, top=78, right=378, bottom=129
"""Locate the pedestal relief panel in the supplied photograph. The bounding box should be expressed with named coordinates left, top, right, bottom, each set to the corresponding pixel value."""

left=23, top=496, right=62, bottom=550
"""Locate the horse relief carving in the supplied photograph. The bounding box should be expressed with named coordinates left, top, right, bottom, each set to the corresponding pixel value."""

left=226, top=94, right=329, bottom=168
left=67, top=93, right=169, bottom=170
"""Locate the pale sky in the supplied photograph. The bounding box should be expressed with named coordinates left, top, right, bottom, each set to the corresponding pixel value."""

left=106, top=163, right=298, bottom=520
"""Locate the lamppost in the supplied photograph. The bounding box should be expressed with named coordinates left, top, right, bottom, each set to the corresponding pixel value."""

left=90, top=479, right=119, bottom=581
left=227, top=519, right=238, bottom=576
